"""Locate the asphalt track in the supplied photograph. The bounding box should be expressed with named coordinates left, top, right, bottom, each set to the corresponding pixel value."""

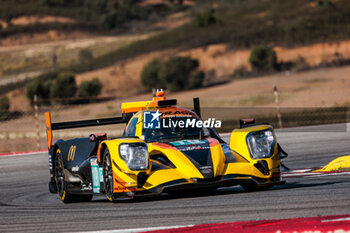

left=1, top=124, right=350, bottom=232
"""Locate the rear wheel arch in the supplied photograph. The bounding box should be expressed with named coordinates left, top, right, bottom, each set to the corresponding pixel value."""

left=51, top=144, right=61, bottom=174
left=53, top=144, right=93, bottom=203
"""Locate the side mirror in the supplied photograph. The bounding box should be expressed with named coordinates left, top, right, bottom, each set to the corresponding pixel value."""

left=239, top=118, right=255, bottom=128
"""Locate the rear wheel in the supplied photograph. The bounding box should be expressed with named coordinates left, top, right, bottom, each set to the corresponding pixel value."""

left=102, top=148, right=114, bottom=202
left=54, top=150, right=92, bottom=203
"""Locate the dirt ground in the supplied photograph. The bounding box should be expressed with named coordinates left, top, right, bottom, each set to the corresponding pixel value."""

left=2, top=20, right=350, bottom=152
left=0, top=10, right=189, bottom=47
left=1, top=64, right=350, bottom=152
left=74, top=39, right=350, bottom=99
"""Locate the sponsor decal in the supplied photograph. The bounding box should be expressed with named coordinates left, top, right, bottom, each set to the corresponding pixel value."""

left=68, top=145, right=76, bottom=161
left=90, top=159, right=100, bottom=193
left=175, top=145, right=211, bottom=152
left=161, top=110, right=194, bottom=118
left=171, top=140, right=206, bottom=146
left=163, top=118, right=221, bottom=128
left=200, top=166, right=213, bottom=175
left=170, top=140, right=210, bottom=152
left=143, top=110, right=161, bottom=129
left=143, top=111, right=222, bottom=129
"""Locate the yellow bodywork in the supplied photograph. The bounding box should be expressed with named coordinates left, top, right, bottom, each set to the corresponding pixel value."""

left=97, top=117, right=282, bottom=197
left=228, top=125, right=281, bottom=179
left=315, top=155, right=350, bottom=172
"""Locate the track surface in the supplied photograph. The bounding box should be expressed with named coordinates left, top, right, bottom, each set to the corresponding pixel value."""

left=1, top=124, right=350, bottom=232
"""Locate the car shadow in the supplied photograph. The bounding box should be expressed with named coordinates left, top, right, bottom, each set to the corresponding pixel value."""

left=90, top=179, right=348, bottom=204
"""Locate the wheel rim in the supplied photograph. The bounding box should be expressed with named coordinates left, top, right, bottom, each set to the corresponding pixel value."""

left=54, top=154, right=65, bottom=197
left=103, top=150, right=113, bottom=195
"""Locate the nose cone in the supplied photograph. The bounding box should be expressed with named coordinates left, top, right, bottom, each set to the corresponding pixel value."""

left=169, top=139, right=223, bottom=178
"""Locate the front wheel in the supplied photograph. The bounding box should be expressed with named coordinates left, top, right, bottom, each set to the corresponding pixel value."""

left=102, top=148, right=114, bottom=202
left=54, top=150, right=92, bottom=203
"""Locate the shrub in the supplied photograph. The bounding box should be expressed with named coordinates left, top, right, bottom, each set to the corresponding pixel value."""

left=84, top=0, right=108, bottom=13
left=188, top=71, right=205, bottom=89
left=79, top=77, right=102, bottom=97
left=50, top=71, right=77, bottom=99
left=141, top=59, right=163, bottom=91
left=317, top=0, right=331, bottom=8
left=193, top=9, right=216, bottom=28
left=26, top=79, right=51, bottom=101
left=0, top=96, right=10, bottom=112
left=141, top=56, right=205, bottom=92
left=0, top=8, right=14, bottom=24
left=249, top=46, right=278, bottom=72
left=232, top=66, right=250, bottom=78
left=100, top=11, right=118, bottom=29
left=100, top=1, right=149, bottom=29
left=158, top=56, right=202, bottom=91
left=42, top=0, right=83, bottom=6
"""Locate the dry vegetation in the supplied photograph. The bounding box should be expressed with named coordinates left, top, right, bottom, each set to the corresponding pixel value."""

left=75, top=39, right=350, bottom=97
left=2, top=0, right=350, bottom=153
left=1, top=64, right=350, bottom=152
left=6, top=38, right=350, bottom=112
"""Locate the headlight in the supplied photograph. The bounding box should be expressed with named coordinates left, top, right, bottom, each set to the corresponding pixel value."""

left=119, top=143, right=148, bottom=170
left=246, top=129, right=275, bottom=159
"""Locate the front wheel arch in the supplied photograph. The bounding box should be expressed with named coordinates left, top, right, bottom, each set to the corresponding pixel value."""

left=98, top=143, right=107, bottom=165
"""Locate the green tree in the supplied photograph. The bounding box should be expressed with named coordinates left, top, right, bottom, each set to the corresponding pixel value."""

left=0, top=96, right=10, bottom=112
left=249, top=46, right=278, bottom=72
left=188, top=71, right=205, bottom=89
left=141, top=59, right=163, bottom=91
left=85, top=0, right=108, bottom=13
left=79, top=77, right=102, bottom=97
left=50, top=72, right=77, bottom=99
left=100, top=0, right=148, bottom=29
left=0, top=8, right=14, bottom=24
left=0, top=96, right=10, bottom=120
left=158, top=56, right=202, bottom=91
left=317, top=0, right=331, bottom=8
left=141, top=56, right=205, bottom=92
left=26, top=79, right=51, bottom=101
left=193, top=9, right=216, bottom=28
left=100, top=11, right=118, bottom=29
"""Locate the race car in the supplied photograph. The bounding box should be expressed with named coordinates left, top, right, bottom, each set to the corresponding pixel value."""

left=45, top=90, right=288, bottom=203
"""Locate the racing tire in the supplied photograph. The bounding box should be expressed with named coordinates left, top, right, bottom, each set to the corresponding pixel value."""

left=102, top=148, right=115, bottom=202
left=241, top=183, right=274, bottom=192
left=54, top=150, right=93, bottom=203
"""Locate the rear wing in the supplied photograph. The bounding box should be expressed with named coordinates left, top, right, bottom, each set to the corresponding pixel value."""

left=44, top=97, right=201, bottom=150
left=45, top=112, right=127, bottom=149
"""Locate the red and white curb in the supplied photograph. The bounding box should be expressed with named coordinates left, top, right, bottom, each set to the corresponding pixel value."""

left=283, top=168, right=350, bottom=178
left=78, top=225, right=194, bottom=233
left=0, top=150, right=46, bottom=157
left=145, top=214, right=350, bottom=233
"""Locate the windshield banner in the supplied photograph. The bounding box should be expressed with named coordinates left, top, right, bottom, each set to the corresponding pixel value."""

left=143, top=110, right=222, bottom=129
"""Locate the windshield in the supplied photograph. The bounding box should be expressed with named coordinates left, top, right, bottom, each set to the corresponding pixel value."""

left=142, top=117, right=210, bottom=143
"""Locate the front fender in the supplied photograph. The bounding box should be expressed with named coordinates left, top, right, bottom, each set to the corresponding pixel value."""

left=228, top=124, right=281, bottom=178
left=97, top=138, right=151, bottom=193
